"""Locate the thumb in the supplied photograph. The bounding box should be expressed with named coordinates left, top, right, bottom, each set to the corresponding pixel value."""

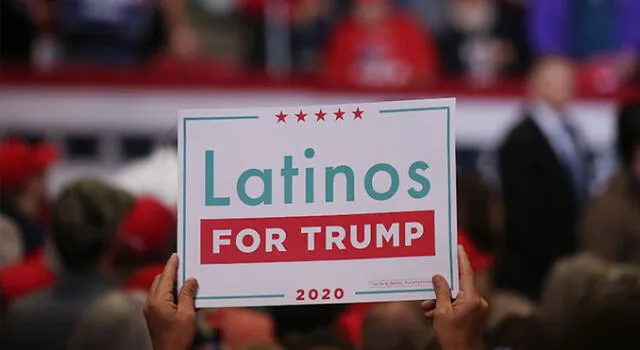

left=433, top=274, right=452, bottom=310
left=178, top=278, right=199, bottom=310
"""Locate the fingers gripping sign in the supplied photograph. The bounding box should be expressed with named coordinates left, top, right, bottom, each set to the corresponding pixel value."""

left=180, top=99, right=457, bottom=307
left=421, top=245, right=489, bottom=350
left=144, top=253, right=200, bottom=350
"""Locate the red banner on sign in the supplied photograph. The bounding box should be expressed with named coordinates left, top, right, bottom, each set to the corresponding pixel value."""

left=200, top=210, right=436, bottom=264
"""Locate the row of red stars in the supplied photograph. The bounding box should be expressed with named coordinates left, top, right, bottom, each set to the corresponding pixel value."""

left=276, top=107, right=364, bottom=123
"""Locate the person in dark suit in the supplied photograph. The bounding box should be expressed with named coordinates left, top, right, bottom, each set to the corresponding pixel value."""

left=495, top=57, right=591, bottom=301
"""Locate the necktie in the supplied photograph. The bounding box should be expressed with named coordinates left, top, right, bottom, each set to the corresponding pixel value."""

left=559, top=120, right=587, bottom=203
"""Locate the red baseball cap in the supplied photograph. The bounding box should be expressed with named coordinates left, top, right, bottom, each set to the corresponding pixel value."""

left=121, top=263, right=164, bottom=291
left=0, top=138, right=58, bottom=194
left=0, top=250, right=56, bottom=304
left=117, top=196, right=175, bottom=257
left=458, top=228, right=495, bottom=274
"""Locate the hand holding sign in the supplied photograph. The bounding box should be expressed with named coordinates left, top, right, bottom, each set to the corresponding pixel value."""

left=179, top=98, right=457, bottom=307
left=144, top=248, right=487, bottom=350
left=144, top=254, right=199, bottom=350
left=421, top=245, right=488, bottom=350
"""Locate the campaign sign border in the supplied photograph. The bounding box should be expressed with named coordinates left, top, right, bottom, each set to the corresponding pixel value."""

left=179, top=103, right=454, bottom=302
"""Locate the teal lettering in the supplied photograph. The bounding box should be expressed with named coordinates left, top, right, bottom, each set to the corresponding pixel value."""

left=237, top=169, right=273, bottom=206
left=364, top=163, right=399, bottom=201
left=325, top=166, right=355, bottom=202
left=205, top=150, right=230, bottom=206
left=304, top=148, right=315, bottom=203
left=408, top=161, right=430, bottom=198
left=281, top=156, right=299, bottom=204
left=208, top=148, right=430, bottom=207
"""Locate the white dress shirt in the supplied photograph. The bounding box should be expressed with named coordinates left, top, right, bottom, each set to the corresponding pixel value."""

left=531, top=102, right=587, bottom=200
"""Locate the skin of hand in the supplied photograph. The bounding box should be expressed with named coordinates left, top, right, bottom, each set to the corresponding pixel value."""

left=144, top=253, right=199, bottom=350
left=421, top=246, right=489, bottom=350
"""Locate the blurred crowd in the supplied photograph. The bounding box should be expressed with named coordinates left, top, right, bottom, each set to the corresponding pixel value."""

left=1, top=58, right=640, bottom=348
left=2, top=0, right=640, bottom=90
left=2, top=0, right=640, bottom=349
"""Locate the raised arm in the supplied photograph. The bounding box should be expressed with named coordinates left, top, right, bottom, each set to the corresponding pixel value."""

left=144, top=254, right=199, bottom=350
left=422, top=246, right=489, bottom=350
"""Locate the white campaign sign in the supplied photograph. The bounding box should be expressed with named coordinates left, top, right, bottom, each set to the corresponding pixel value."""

left=178, top=98, right=458, bottom=307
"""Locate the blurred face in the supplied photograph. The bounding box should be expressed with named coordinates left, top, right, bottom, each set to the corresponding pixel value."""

left=16, top=175, right=45, bottom=219
left=450, top=0, right=496, bottom=33
left=354, top=0, right=390, bottom=23
left=293, top=0, right=329, bottom=25
left=532, top=58, right=576, bottom=110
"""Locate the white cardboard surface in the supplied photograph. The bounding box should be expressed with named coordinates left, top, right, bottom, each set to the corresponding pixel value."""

left=178, top=98, right=458, bottom=307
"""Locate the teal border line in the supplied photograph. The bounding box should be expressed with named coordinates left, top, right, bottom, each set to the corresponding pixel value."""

left=183, top=106, right=454, bottom=300
left=355, top=289, right=434, bottom=295
left=184, top=116, right=260, bottom=121
left=379, top=107, right=445, bottom=114
left=182, top=118, right=186, bottom=288
left=182, top=115, right=263, bottom=300
left=197, top=294, right=286, bottom=300
left=378, top=106, right=455, bottom=291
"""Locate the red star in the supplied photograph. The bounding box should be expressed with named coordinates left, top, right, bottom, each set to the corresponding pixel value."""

left=295, top=110, right=307, bottom=122
left=315, top=109, right=326, bottom=121
left=276, top=110, right=287, bottom=123
left=334, top=108, right=345, bottom=120
left=353, top=107, right=364, bottom=119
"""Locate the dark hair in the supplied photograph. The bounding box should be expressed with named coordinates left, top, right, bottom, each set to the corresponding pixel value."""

left=287, top=328, right=352, bottom=350
left=487, top=316, right=540, bottom=350
left=456, top=171, right=498, bottom=253
left=272, top=304, right=347, bottom=340
left=563, top=285, right=640, bottom=350
left=362, top=302, right=434, bottom=350
left=616, top=100, right=640, bottom=168
left=51, top=179, right=134, bottom=271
